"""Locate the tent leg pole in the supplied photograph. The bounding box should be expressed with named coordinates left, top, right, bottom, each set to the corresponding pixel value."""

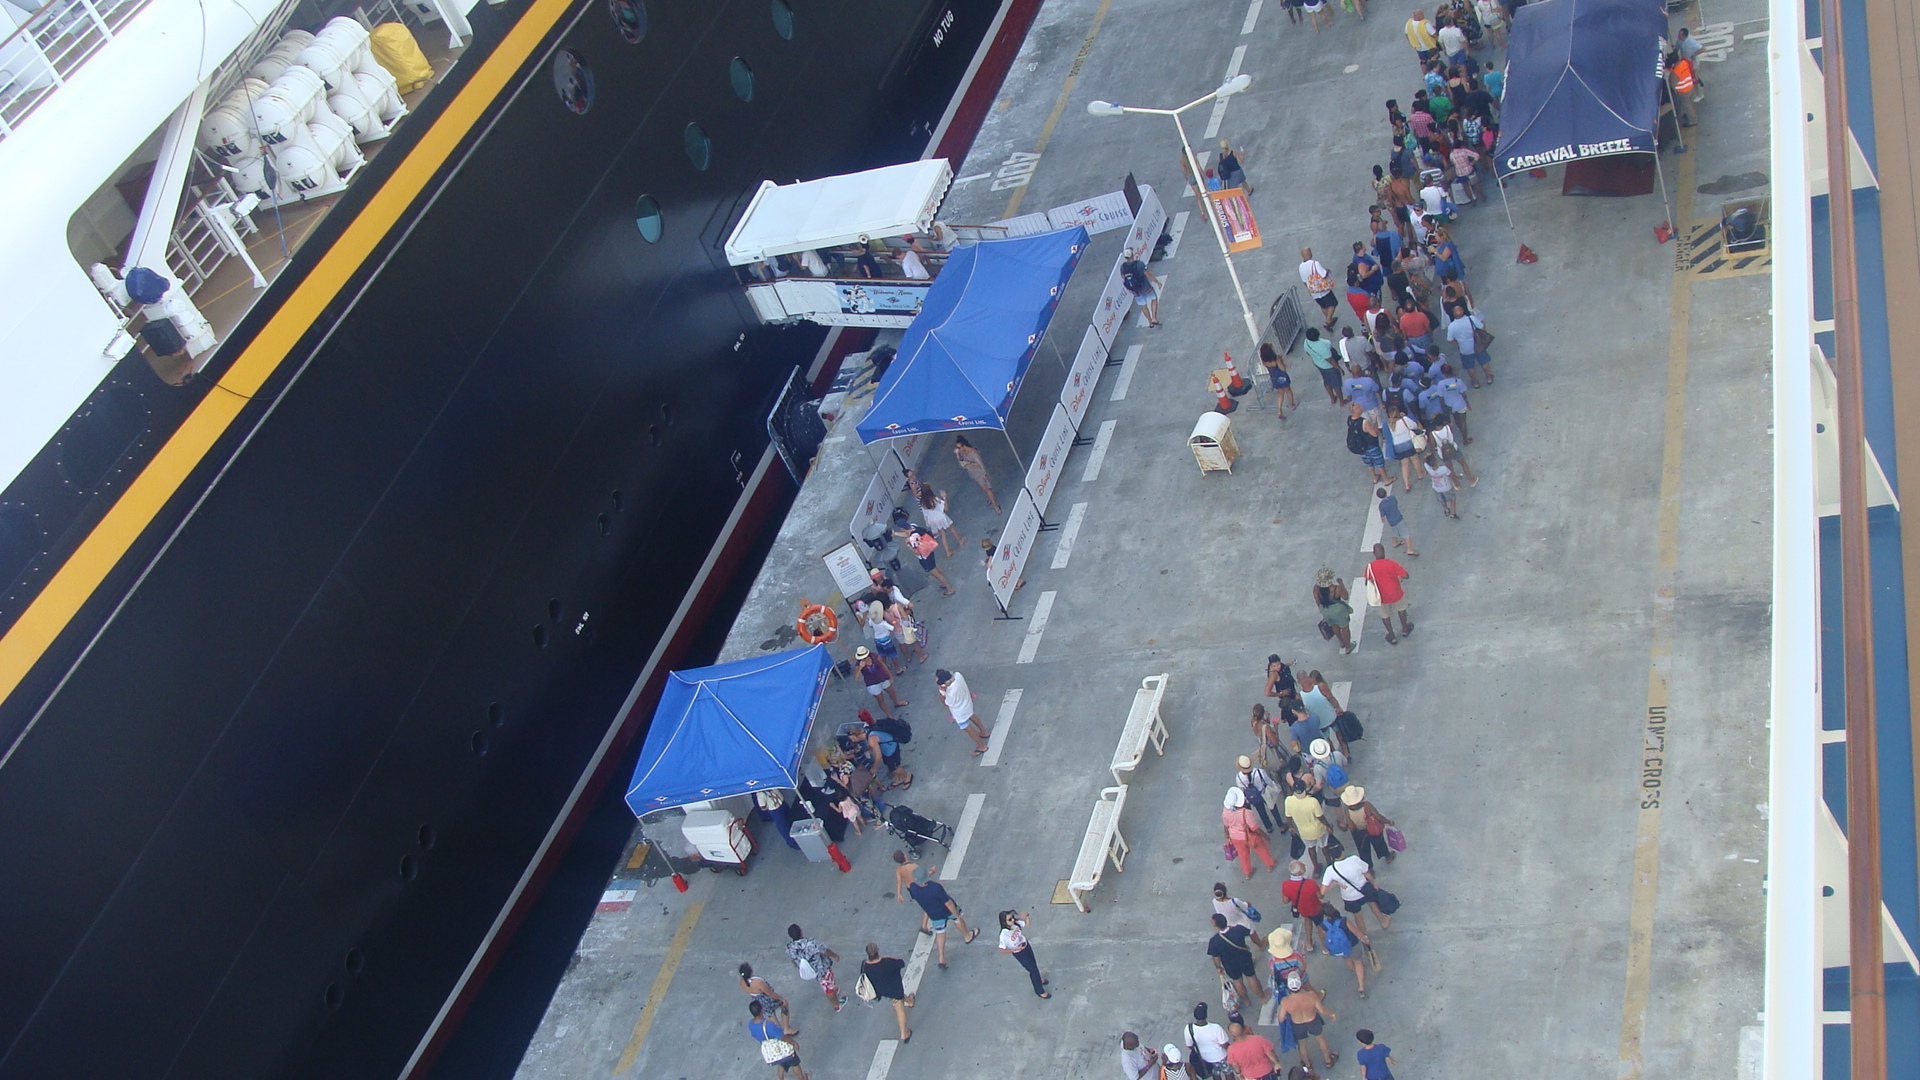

left=1500, top=174, right=1515, bottom=230
left=1654, top=150, right=1677, bottom=230
left=1002, top=429, right=1029, bottom=483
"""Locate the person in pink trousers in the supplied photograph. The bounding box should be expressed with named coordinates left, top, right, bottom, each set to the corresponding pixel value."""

left=1223, top=787, right=1277, bottom=879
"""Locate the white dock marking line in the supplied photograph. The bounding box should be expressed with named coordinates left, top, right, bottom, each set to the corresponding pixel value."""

left=866, top=1039, right=900, bottom=1080
left=1082, top=420, right=1118, bottom=480
left=1201, top=48, right=1247, bottom=139
left=1135, top=273, right=1171, bottom=327
left=1163, top=211, right=1191, bottom=260
left=1360, top=486, right=1384, bottom=552
left=1015, top=590, right=1057, bottom=664
left=953, top=171, right=994, bottom=184
left=980, top=688, right=1023, bottom=767
left=1347, top=568, right=1370, bottom=653
left=1110, top=348, right=1142, bottom=402
left=901, top=933, right=935, bottom=996
left=940, top=793, right=988, bottom=880
left=1257, top=993, right=1280, bottom=1026
left=1331, top=681, right=1352, bottom=706
left=1241, top=0, right=1263, bottom=34
left=1051, top=502, right=1089, bottom=569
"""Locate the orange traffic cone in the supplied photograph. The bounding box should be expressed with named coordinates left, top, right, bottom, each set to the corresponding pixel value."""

left=1516, top=244, right=1539, bottom=264
left=1212, top=374, right=1237, bottom=413
left=1223, top=351, right=1250, bottom=396
left=1653, top=221, right=1674, bottom=244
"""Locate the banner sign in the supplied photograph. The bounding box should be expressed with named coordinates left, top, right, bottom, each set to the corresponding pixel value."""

left=1059, top=326, right=1107, bottom=431
left=848, top=449, right=911, bottom=549
left=1205, top=188, right=1262, bottom=252
left=1022, top=404, right=1078, bottom=516
left=987, top=489, right=1044, bottom=610
left=1091, top=262, right=1134, bottom=350
left=1118, top=184, right=1167, bottom=270
left=822, top=542, right=871, bottom=601
left=1047, top=191, right=1134, bottom=234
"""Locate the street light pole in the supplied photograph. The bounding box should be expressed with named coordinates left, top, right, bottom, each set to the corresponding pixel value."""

left=1089, top=76, right=1265, bottom=357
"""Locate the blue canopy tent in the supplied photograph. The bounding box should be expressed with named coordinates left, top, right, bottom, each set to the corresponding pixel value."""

left=1489, top=0, right=1673, bottom=225
left=855, top=227, right=1088, bottom=446
left=624, top=646, right=833, bottom=815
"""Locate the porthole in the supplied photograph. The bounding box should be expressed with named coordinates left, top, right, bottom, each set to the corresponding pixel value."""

left=344, top=948, right=366, bottom=976
left=611, top=489, right=624, bottom=511
left=418, top=824, right=438, bottom=848
left=548, top=598, right=562, bottom=622
left=683, top=123, right=712, bottom=170
left=729, top=57, right=755, bottom=101
left=487, top=701, right=504, bottom=728
left=399, top=854, right=419, bottom=881
left=553, top=49, right=594, bottom=115
left=634, top=194, right=663, bottom=242
left=324, top=983, right=345, bottom=1010
left=770, top=0, right=794, bottom=39
left=597, top=513, right=613, bottom=537
left=660, top=403, right=674, bottom=426
left=608, top=0, right=647, bottom=42
left=533, top=624, right=550, bottom=648
left=649, top=424, right=662, bottom=448
left=471, top=731, right=491, bottom=756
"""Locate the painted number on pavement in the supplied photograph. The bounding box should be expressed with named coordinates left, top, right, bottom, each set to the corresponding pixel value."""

left=991, top=152, right=1042, bottom=191
left=1692, top=22, right=1735, bottom=62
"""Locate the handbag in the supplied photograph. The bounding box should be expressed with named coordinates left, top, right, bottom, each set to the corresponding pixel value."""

left=1472, top=321, right=1495, bottom=352
left=1235, top=898, right=1264, bottom=923
left=1223, top=841, right=1238, bottom=861
left=1370, top=886, right=1402, bottom=915
left=1317, top=618, right=1335, bottom=641
left=1363, top=572, right=1383, bottom=607
left=1410, top=429, right=1430, bottom=452
left=1220, top=977, right=1242, bottom=1011
left=853, top=971, right=878, bottom=1003
left=760, top=1038, right=797, bottom=1064
left=1384, top=825, right=1407, bottom=851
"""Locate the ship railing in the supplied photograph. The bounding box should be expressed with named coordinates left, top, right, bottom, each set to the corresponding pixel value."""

left=0, top=0, right=156, bottom=142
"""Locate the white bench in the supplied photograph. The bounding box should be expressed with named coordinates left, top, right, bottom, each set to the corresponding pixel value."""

left=1109, top=673, right=1171, bottom=786
left=1068, top=785, right=1131, bottom=913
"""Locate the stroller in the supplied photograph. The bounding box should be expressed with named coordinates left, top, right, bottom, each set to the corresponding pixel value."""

left=883, top=804, right=954, bottom=860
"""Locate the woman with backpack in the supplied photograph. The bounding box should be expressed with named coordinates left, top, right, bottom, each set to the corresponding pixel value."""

left=1317, top=903, right=1373, bottom=998
left=1339, top=785, right=1397, bottom=867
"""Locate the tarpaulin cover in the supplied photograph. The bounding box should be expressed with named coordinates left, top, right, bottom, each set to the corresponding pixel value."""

left=624, top=646, right=833, bottom=815
left=856, top=227, right=1088, bottom=443
left=1491, top=0, right=1668, bottom=176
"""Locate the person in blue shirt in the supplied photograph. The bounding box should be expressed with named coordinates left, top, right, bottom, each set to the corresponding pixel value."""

left=1376, top=487, right=1417, bottom=557
left=1343, top=366, right=1382, bottom=413
left=749, top=1000, right=806, bottom=1080
left=1434, top=363, right=1472, bottom=440
left=1416, top=381, right=1449, bottom=422
left=1354, top=1028, right=1397, bottom=1080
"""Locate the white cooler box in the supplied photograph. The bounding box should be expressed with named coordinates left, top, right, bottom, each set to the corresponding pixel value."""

left=682, top=810, right=752, bottom=864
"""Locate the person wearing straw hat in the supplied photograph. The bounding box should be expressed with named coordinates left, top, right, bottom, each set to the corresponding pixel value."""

left=1283, top=779, right=1332, bottom=873
left=1264, top=924, right=1308, bottom=996
left=1222, top=787, right=1277, bottom=879
left=1234, top=754, right=1280, bottom=831
left=1341, top=785, right=1397, bottom=868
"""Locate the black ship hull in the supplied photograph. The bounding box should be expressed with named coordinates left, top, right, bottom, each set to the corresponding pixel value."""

left=0, top=0, right=1031, bottom=1076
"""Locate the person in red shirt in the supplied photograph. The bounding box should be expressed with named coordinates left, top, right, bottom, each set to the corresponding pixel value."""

left=1364, top=543, right=1415, bottom=644
left=1225, top=1022, right=1283, bottom=1080
left=1397, top=304, right=1434, bottom=358
left=1281, top=860, right=1326, bottom=953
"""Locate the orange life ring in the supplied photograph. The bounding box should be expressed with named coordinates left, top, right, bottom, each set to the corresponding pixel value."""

left=797, top=604, right=839, bottom=644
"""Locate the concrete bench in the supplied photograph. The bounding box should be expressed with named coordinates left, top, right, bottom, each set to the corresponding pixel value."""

left=1068, top=785, right=1131, bottom=913
left=1109, top=673, right=1171, bottom=786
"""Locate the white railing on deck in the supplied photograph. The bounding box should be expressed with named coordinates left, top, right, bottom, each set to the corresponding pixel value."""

left=0, top=0, right=156, bottom=142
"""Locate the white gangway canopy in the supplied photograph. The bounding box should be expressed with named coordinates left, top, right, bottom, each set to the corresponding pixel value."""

left=723, top=159, right=954, bottom=266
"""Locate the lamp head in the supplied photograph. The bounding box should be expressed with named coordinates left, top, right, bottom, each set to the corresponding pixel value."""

left=1216, top=73, right=1252, bottom=98
left=1086, top=99, right=1127, bottom=117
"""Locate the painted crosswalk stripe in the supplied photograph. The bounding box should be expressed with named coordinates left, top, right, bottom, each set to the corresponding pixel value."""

left=1016, top=590, right=1057, bottom=664
left=1241, top=0, right=1263, bottom=33
left=1110, top=347, right=1143, bottom=401
left=866, top=1040, right=899, bottom=1080
left=1082, top=420, right=1117, bottom=481
left=1203, top=47, right=1248, bottom=139
left=981, top=688, right=1023, bottom=767
left=902, top=933, right=936, bottom=995
left=1051, top=502, right=1089, bottom=569
left=1361, top=486, right=1385, bottom=552
left=940, top=793, right=988, bottom=881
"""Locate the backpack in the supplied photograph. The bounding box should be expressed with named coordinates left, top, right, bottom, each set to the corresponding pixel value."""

left=1325, top=762, right=1349, bottom=789
left=1121, top=260, right=1148, bottom=293
left=1334, top=710, right=1365, bottom=743
left=871, top=715, right=913, bottom=745
left=793, top=954, right=818, bottom=981
left=1346, top=417, right=1374, bottom=455
left=1324, top=917, right=1354, bottom=957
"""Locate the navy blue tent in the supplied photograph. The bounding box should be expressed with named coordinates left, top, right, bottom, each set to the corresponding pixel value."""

left=624, top=646, right=833, bottom=815
left=1491, top=0, right=1668, bottom=178
left=856, top=227, right=1088, bottom=444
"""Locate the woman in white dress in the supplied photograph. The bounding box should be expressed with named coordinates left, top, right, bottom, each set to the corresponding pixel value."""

left=919, top=487, right=963, bottom=556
